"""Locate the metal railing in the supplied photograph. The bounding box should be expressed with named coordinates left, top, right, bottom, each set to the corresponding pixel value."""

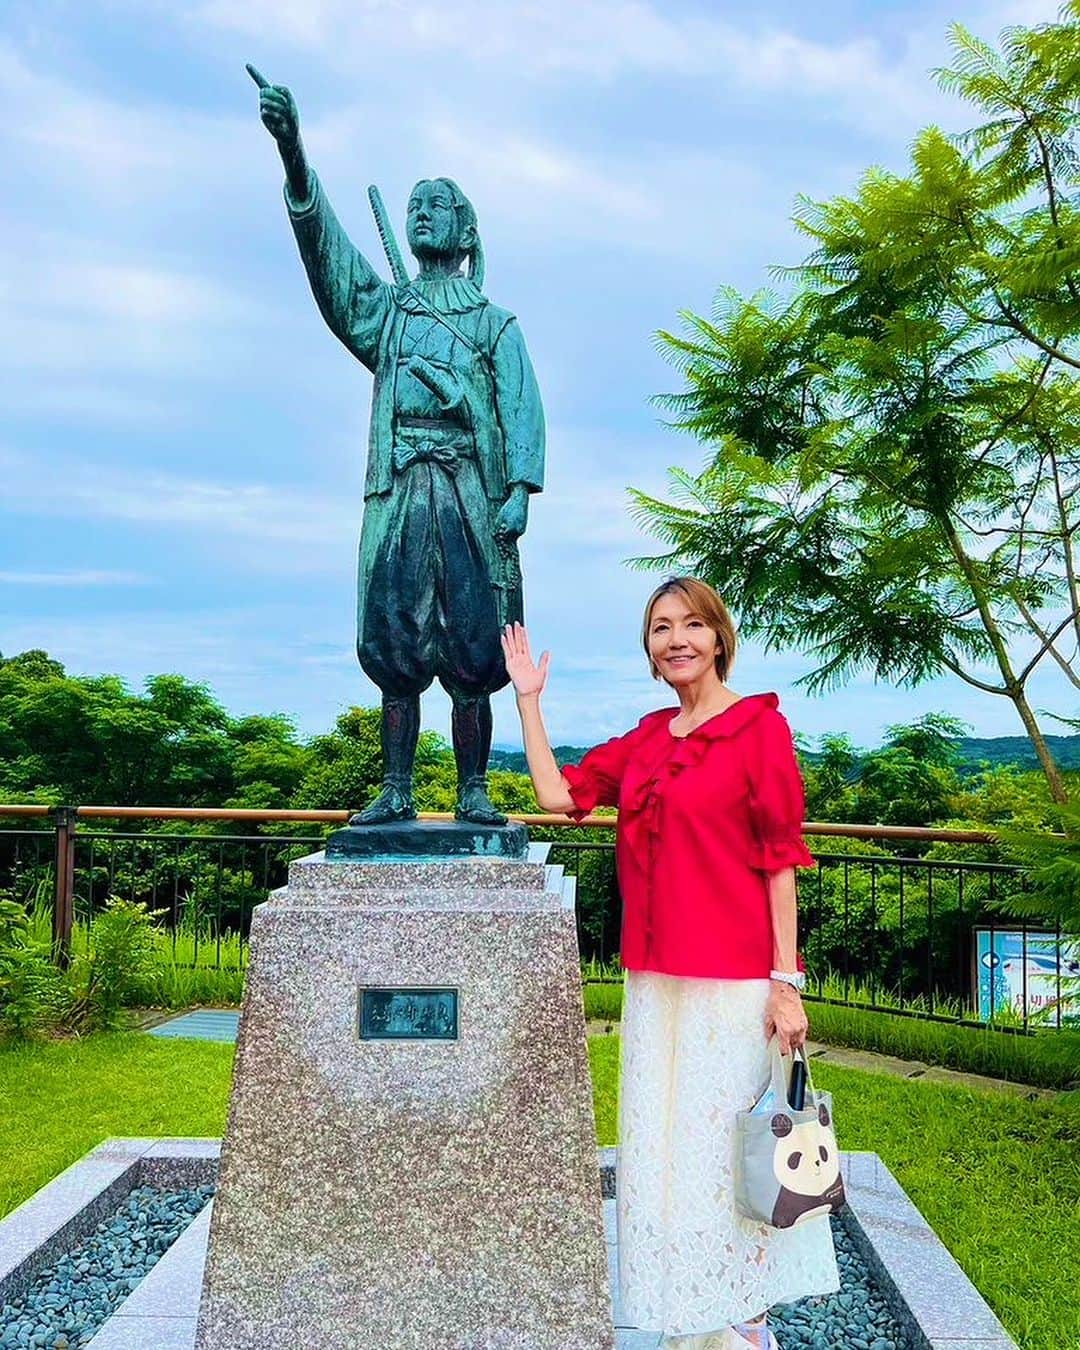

left=0, top=804, right=1070, bottom=1030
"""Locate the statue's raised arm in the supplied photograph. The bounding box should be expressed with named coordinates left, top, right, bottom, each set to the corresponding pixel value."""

left=246, top=64, right=389, bottom=370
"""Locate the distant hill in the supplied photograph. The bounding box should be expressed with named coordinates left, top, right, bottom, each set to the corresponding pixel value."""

left=953, top=734, right=1080, bottom=773
left=491, top=734, right=1080, bottom=776
left=489, top=746, right=590, bottom=774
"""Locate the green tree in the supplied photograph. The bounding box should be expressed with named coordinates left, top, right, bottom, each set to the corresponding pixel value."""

left=799, top=713, right=968, bottom=827
left=632, top=4, right=1080, bottom=804
left=850, top=714, right=966, bottom=826
left=226, top=715, right=313, bottom=809
left=295, top=707, right=446, bottom=812
left=949, top=762, right=1053, bottom=827
left=412, top=755, right=459, bottom=812
left=801, top=732, right=858, bottom=821
left=0, top=651, right=314, bottom=810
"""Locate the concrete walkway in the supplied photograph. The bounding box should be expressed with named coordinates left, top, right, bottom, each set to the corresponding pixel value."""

left=803, top=1039, right=1059, bottom=1101
left=586, top=1021, right=1060, bottom=1100
left=146, top=1010, right=240, bottom=1043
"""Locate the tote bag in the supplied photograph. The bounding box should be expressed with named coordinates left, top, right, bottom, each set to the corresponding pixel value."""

left=734, top=1039, right=846, bottom=1229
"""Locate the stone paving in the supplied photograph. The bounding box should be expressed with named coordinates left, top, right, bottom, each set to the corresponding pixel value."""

left=803, top=1041, right=1059, bottom=1101
left=146, top=1011, right=240, bottom=1043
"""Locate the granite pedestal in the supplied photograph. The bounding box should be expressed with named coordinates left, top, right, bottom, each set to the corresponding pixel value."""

left=194, top=845, right=613, bottom=1350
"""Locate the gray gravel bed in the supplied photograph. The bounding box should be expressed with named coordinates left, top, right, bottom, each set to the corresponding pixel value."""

left=0, top=1183, right=213, bottom=1349
left=771, top=1215, right=913, bottom=1349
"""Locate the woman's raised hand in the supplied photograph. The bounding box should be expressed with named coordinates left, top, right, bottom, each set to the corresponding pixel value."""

left=501, top=623, right=550, bottom=698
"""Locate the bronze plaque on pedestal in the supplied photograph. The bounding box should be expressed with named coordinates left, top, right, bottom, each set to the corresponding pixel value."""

left=359, top=987, right=459, bottom=1040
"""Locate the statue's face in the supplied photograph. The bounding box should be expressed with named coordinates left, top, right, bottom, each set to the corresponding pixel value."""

left=406, top=181, right=468, bottom=260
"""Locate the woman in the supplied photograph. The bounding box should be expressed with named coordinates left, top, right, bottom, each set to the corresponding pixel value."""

left=501, top=577, right=839, bottom=1350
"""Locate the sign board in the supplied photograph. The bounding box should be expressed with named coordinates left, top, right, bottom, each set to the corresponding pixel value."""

left=974, top=929, right=1080, bottom=1026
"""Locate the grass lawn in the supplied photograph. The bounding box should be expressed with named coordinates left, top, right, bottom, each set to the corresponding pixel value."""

left=0, top=1035, right=235, bottom=1218
left=3, top=1034, right=1077, bottom=1350
left=817, top=1058, right=1080, bottom=1350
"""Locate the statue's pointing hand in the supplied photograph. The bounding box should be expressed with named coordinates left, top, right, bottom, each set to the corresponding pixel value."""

left=246, top=64, right=299, bottom=148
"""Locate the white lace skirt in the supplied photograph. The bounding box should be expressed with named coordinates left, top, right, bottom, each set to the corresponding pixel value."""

left=617, top=971, right=840, bottom=1336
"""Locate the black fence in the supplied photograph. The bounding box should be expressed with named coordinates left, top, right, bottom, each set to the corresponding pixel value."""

left=1, top=808, right=1074, bottom=1031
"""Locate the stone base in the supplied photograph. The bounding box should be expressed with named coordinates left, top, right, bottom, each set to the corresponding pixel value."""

left=0, top=1140, right=1020, bottom=1350
left=194, top=848, right=613, bottom=1349
left=325, top=817, right=529, bottom=861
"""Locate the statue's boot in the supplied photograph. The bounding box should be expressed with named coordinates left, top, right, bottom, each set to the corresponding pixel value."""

left=455, top=774, right=508, bottom=826
left=350, top=696, right=419, bottom=825
left=451, top=694, right=507, bottom=826
left=351, top=777, right=416, bottom=825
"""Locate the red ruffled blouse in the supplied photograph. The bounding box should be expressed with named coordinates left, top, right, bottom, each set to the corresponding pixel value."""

left=562, top=693, right=813, bottom=979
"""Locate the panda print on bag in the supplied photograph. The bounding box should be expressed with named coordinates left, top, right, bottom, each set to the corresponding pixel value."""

left=769, top=1104, right=846, bottom=1228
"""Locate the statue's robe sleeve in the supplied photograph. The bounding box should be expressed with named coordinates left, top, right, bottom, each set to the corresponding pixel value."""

left=284, top=171, right=391, bottom=372
left=491, top=318, right=545, bottom=494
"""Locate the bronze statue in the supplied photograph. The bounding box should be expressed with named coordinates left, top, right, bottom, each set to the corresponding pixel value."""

left=249, top=67, right=545, bottom=827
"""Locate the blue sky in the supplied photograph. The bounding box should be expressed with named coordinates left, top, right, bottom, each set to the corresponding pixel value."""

left=0, top=0, right=1071, bottom=751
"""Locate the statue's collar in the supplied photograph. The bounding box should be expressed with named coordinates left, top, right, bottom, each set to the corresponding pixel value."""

left=399, top=274, right=486, bottom=314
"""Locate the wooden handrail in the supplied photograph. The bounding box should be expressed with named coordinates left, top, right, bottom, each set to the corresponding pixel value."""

left=799, top=821, right=998, bottom=844
left=0, top=803, right=1002, bottom=842
left=74, top=806, right=351, bottom=822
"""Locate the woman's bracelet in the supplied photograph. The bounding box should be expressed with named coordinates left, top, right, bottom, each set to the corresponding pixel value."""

left=769, top=969, right=806, bottom=991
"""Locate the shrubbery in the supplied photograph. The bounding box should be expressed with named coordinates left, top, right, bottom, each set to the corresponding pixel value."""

left=0, top=894, right=163, bottom=1039
left=0, top=899, right=67, bottom=1038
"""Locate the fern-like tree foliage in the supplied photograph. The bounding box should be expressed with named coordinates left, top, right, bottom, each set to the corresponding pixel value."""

left=634, top=3, right=1080, bottom=804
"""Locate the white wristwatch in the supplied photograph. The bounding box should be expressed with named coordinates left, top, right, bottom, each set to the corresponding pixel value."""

left=769, top=969, right=806, bottom=991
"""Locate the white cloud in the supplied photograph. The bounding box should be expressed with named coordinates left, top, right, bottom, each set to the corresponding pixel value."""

left=427, top=122, right=655, bottom=231
left=0, top=39, right=256, bottom=208
left=37, top=261, right=237, bottom=326
left=0, top=239, right=256, bottom=381
left=1, top=382, right=176, bottom=426
left=0, top=446, right=356, bottom=567
left=0, top=422, right=665, bottom=581
left=0, top=570, right=147, bottom=586
left=3, top=0, right=1073, bottom=751
left=989, top=0, right=1067, bottom=22
left=0, top=604, right=381, bottom=732
left=191, top=0, right=958, bottom=130
left=190, top=0, right=1072, bottom=151
left=528, top=423, right=674, bottom=552
left=293, top=102, right=789, bottom=268
left=0, top=40, right=287, bottom=399
left=0, top=42, right=167, bottom=190
left=193, top=0, right=884, bottom=87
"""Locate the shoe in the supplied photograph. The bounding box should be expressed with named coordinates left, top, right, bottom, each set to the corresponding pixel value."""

left=722, top=1321, right=779, bottom=1350
left=350, top=782, right=416, bottom=825
left=454, top=777, right=508, bottom=826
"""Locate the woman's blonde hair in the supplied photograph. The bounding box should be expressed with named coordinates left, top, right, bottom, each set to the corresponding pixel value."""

left=642, top=577, right=737, bottom=682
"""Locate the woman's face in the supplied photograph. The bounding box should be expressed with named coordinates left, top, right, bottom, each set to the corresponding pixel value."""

left=647, top=592, right=722, bottom=687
